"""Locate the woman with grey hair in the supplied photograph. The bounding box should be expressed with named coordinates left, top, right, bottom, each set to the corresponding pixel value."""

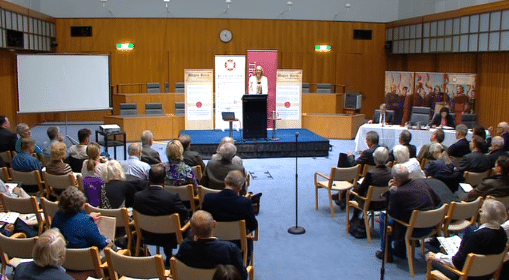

left=102, top=160, right=137, bottom=208
left=393, top=144, right=425, bottom=179
left=427, top=199, right=508, bottom=279
left=51, top=186, right=109, bottom=250
left=424, top=142, right=455, bottom=178
left=13, top=228, right=74, bottom=280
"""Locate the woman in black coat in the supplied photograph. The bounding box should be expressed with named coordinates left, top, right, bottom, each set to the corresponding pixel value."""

left=431, top=107, right=455, bottom=128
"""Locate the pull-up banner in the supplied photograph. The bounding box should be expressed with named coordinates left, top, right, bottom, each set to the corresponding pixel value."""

left=215, top=55, right=246, bottom=130
left=185, top=69, right=214, bottom=130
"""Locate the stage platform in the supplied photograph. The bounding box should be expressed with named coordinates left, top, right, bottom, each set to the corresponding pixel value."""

left=181, top=128, right=330, bottom=159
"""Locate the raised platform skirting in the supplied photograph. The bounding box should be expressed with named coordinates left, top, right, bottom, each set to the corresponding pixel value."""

left=302, top=113, right=365, bottom=139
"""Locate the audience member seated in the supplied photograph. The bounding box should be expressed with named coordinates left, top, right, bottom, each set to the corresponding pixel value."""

left=15, top=123, right=42, bottom=155
left=102, top=160, right=137, bottom=208
left=488, top=136, right=507, bottom=168
left=13, top=228, right=74, bottom=280
left=140, top=130, right=161, bottom=165
left=488, top=122, right=509, bottom=151
left=210, top=137, right=243, bottom=167
left=0, top=178, right=37, bottom=238
left=164, top=140, right=197, bottom=186
left=393, top=145, right=425, bottom=179
left=0, top=115, right=17, bottom=152
left=51, top=186, right=110, bottom=250
left=46, top=142, right=72, bottom=175
left=455, top=135, right=491, bottom=173
left=425, top=143, right=455, bottom=178
left=466, top=155, right=509, bottom=202
left=418, top=129, right=447, bottom=161
left=123, top=143, right=151, bottom=181
left=368, top=103, right=393, bottom=125
left=68, top=128, right=91, bottom=160
left=448, top=124, right=470, bottom=158
left=430, top=107, right=455, bottom=128
left=472, top=124, right=489, bottom=153
left=213, top=264, right=242, bottom=280
left=390, top=130, right=416, bottom=161
left=12, top=138, right=42, bottom=173
left=426, top=199, right=507, bottom=280
left=81, top=142, right=107, bottom=178
left=347, top=131, right=379, bottom=167
left=179, top=134, right=206, bottom=172
left=202, top=144, right=246, bottom=190
left=175, top=210, right=247, bottom=280
left=41, top=126, right=65, bottom=159
left=376, top=164, right=441, bottom=262
left=133, top=165, right=189, bottom=266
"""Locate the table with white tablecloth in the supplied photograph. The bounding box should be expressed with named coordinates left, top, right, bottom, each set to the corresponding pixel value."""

left=354, top=124, right=474, bottom=153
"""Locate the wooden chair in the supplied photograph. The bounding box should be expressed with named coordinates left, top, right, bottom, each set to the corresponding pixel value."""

left=85, top=204, right=135, bottom=252
left=0, top=232, right=38, bottom=277
left=163, top=184, right=196, bottom=213
left=486, top=195, right=509, bottom=210
left=389, top=204, right=448, bottom=278
left=42, top=171, right=78, bottom=199
left=442, top=197, right=483, bottom=237
left=463, top=170, right=491, bottom=187
left=9, top=168, right=45, bottom=197
left=426, top=244, right=509, bottom=280
left=361, top=163, right=376, bottom=177
left=197, top=185, right=220, bottom=209
left=0, top=193, right=44, bottom=235
left=170, top=257, right=256, bottom=280
left=314, top=164, right=361, bottom=218
left=214, top=220, right=258, bottom=267
left=105, top=248, right=170, bottom=280
left=133, top=211, right=189, bottom=256
left=0, top=167, right=11, bottom=182
left=420, top=158, right=430, bottom=169
left=346, top=185, right=389, bottom=243
left=40, top=196, right=59, bottom=229
left=0, top=151, right=12, bottom=167
left=63, top=246, right=107, bottom=279
left=192, top=165, right=203, bottom=181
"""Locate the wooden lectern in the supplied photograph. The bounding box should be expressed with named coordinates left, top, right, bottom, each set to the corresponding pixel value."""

left=242, top=94, right=267, bottom=139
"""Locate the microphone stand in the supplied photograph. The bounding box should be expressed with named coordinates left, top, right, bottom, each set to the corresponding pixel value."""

left=380, top=191, right=391, bottom=280
left=288, top=132, right=305, bottom=235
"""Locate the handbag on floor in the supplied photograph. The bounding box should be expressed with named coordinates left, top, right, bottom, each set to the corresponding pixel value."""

left=349, top=217, right=367, bottom=239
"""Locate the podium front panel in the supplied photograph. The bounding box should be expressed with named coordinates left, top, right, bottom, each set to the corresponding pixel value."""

left=242, top=95, right=267, bottom=139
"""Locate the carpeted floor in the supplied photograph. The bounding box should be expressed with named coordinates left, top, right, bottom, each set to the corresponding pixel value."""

left=28, top=122, right=429, bottom=279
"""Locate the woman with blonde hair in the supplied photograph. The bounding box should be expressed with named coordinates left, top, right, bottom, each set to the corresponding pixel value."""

left=13, top=228, right=74, bottom=280
left=81, top=142, right=107, bottom=178
left=165, top=139, right=196, bottom=186
left=46, top=141, right=72, bottom=175
left=102, top=160, right=137, bottom=208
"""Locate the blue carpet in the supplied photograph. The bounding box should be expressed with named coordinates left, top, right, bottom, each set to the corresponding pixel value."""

left=28, top=123, right=428, bottom=279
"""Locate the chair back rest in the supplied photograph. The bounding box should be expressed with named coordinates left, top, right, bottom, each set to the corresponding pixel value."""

left=361, top=164, right=375, bottom=177
left=43, top=172, right=77, bottom=191
left=0, top=233, right=38, bottom=259
left=0, top=151, right=12, bottom=166
left=197, top=185, right=220, bottom=208
left=146, top=83, right=161, bottom=93
left=486, top=195, right=509, bottom=210
left=461, top=114, right=477, bottom=129
left=463, top=244, right=509, bottom=277
left=163, top=184, right=194, bottom=202
left=464, top=170, right=491, bottom=187
left=145, top=103, right=164, bottom=115
left=1, top=193, right=39, bottom=216
left=105, top=248, right=167, bottom=280
left=316, top=83, right=332, bottom=93
left=332, top=164, right=360, bottom=182
left=191, top=165, right=203, bottom=181
left=175, top=82, right=185, bottom=93
left=214, top=220, right=246, bottom=241
left=133, top=211, right=183, bottom=242
left=448, top=197, right=482, bottom=221
left=366, top=185, right=390, bottom=203
left=85, top=204, right=130, bottom=228
left=0, top=167, right=10, bottom=182
left=9, top=168, right=41, bottom=185
left=411, top=204, right=448, bottom=228
left=170, top=257, right=215, bottom=280
left=68, top=156, right=85, bottom=173
left=40, top=197, right=59, bottom=227
left=63, top=246, right=104, bottom=278
left=82, top=176, right=104, bottom=207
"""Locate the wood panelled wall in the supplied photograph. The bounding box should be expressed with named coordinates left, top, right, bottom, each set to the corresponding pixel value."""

left=0, top=18, right=386, bottom=128
left=386, top=52, right=509, bottom=128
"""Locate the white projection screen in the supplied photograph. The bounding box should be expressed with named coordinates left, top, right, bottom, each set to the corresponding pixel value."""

left=16, top=54, right=111, bottom=113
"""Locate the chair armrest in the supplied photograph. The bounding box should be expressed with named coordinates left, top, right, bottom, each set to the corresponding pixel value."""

left=117, top=249, right=131, bottom=256
left=430, top=260, right=463, bottom=277
left=314, top=172, right=330, bottom=183
left=248, top=228, right=259, bottom=241
left=348, top=190, right=366, bottom=201
left=181, top=221, right=191, bottom=232
left=390, top=216, right=411, bottom=227
left=11, top=232, right=26, bottom=238
left=247, top=265, right=254, bottom=280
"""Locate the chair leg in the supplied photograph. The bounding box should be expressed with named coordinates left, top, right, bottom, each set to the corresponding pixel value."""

left=346, top=203, right=351, bottom=233
left=327, top=189, right=335, bottom=218
left=370, top=210, right=375, bottom=229
left=406, top=238, right=415, bottom=278
left=135, top=236, right=141, bottom=256
left=364, top=212, right=372, bottom=243
left=421, top=238, right=426, bottom=255
left=315, top=186, right=319, bottom=211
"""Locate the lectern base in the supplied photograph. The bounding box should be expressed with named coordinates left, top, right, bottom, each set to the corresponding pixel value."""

left=287, top=226, right=306, bottom=235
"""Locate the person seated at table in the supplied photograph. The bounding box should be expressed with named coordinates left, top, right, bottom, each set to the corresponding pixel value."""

left=393, top=144, right=425, bottom=179
left=15, top=123, right=43, bottom=155
left=81, top=142, right=108, bottom=178
left=46, top=142, right=72, bottom=176
left=466, top=155, right=509, bottom=202
left=418, top=129, right=447, bottom=161
left=430, top=107, right=455, bottom=128
left=368, top=103, right=393, bottom=125
left=426, top=199, right=507, bottom=280
left=13, top=228, right=74, bottom=280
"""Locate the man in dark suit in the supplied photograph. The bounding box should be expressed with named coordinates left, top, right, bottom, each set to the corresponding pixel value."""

left=179, top=134, right=205, bottom=172
left=0, top=116, right=17, bottom=153
left=201, top=143, right=246, bottom=190
left=456, top=135, right=491, bottom=173
left=133, top=165, right=189, bottom=265
left=175, top=210, right=247, bottom=280
left=466, top=155, right=509, bottom=201
left=369, top=104, right=394, bottom=125
left=348, top=131, right=379, bottom=167
left=488, top=136, right=507, bottom=168
left=389, top=130, right=416, bottom=161
left=140, top=130, right=161, bottom=165
left=447, top=124, right=470, bottom=158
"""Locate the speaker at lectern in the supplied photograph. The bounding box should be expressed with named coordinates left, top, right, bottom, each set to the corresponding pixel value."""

left=242, top=94, right=267, bottom=139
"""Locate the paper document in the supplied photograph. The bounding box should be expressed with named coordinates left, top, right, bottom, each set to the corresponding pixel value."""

left=437, top=235, right=462, bottom=256
left=459, top=183, right=473, bottom=193
left=0, top=212, right=19, bottom=224
left=95, top=216, right=116, bottom=242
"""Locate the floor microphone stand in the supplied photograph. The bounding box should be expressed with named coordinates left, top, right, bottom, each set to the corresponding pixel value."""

left=288, top=131, right=305, bottom=235
left=380, top=192, right=391, bottom=280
